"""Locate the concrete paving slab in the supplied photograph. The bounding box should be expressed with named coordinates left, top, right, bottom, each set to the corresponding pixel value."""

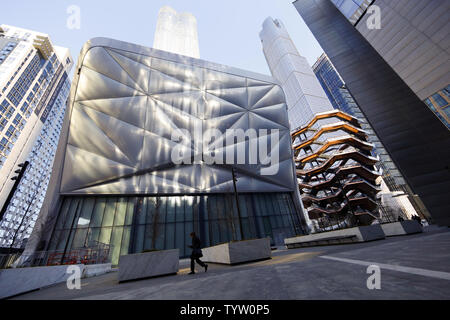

left=10, top=228, right=450, bottom=300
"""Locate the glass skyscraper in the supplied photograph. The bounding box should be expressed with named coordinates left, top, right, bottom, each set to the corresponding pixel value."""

left=293, top=0, right=450, bottom=226
left=0, top=25, right=73, bottom=249
left=153, top=6, right=200, bottom=59
left=330, top=0, right=449, bottom=129
left=330, top=0, right=374, bottom=24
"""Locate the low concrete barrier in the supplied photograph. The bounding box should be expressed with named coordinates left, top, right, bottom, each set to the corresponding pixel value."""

left=0, top=262, right=115, bottom=299
left=381, top=220, right=423, bottom=237
left=285, top=225, right=385, bottom=249
left=0, top=264, right=85, bottom=299
left=83, top=263, right=112, bottom=278
left=202, top=238, right=271, bottom=265
left=118, top=249, right=179, bottom=282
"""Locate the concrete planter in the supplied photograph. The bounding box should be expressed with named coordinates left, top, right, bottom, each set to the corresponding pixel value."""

left=285, top=225, right=385, bottom=249
left=118, top=249, right=179, bottom=282
left=202, top=238, right=271, bottom=265
left=381, top=220, right=423, bottom=237
left=83, top=263, right=112, bottom=278
left=0, top=262, right=114, bottom=299
left=0, top=264, right=85, bottom=299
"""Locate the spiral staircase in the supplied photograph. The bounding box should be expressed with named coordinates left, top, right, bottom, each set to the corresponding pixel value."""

left=292, top=110, right=381, bottom=228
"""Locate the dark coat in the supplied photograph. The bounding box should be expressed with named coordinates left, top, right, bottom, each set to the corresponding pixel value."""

left=190, top=236, right=203, bottom=258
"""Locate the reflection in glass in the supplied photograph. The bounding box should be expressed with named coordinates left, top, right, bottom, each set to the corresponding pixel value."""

left=50, top=193, right=299, bottom=266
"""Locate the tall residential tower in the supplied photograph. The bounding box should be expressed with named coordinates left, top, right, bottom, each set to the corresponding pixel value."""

left=0, top=25, right=73, bottom=248
left=153, top=6, right=200, bottom=58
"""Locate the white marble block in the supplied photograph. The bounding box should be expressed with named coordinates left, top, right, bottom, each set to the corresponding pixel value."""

left=381, top=220, right=423, bottom=237
left=83, top=263, right=112, bottom=278
left=202, top=238, right=271, bottom=265
left=0, top=264, right=86, bottom=299
left=285, top=224, right=386, bottom=248
left=118, top=249, right=179, bottom=282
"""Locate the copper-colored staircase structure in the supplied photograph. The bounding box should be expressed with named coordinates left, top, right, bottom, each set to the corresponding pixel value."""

left=292, top=110, right=381, bottom=228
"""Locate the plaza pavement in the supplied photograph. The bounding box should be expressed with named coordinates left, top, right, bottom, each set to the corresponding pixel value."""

left=11, top=226, right=450, bottom=300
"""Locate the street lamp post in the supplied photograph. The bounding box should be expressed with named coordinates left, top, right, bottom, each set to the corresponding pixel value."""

left=0, top=161, right=30, bottom=222
left=231, top=167, right=245, bottom=241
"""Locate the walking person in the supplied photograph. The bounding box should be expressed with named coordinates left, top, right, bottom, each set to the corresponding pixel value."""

left=188, top=232, right=208, bottom=274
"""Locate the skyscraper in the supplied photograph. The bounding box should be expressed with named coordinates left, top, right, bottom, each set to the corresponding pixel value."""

left=260, top=18, right=381, bottom=231
left=259, top=18, right=333, bottom=130
left=313, top=53, right=426, bottom=220
left=332, top=0, right=449, bottom=129
left=293, top=0, right=450, bottom=226
left=153, top=6, right=200, bottom=58
left=0, top=25, right=73, bottom=248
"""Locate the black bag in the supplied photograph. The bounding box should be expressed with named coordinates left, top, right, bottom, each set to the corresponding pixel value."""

left=192, top=248, right=203, bottom=258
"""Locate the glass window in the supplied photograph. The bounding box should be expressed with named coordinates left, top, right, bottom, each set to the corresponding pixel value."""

left=101, top=198, right=117, bottom=227
left=175, top=220, right=185, bottom=256
left=184, top=196, right=194, bottom=221
left=120, top=226, right=131, bottom=257
left=443, top=86, right=450, bottom=99
left=98, top=227, right=112, bottom=245
left=114, top=198, right=127, bottom=226
left=85, top=228, right=100, bottom=246
left=63, top=198, right=81, bottom=229
left=166, top=197, right=176, bottom=223
left=145, top=197, right=156, bottom=224
left=110, top=227, right=124, bottom=265
left=157, top=198, right=167, bottom=223
left=54, top=198, right=71, bottom=230
left=238, top=195, right=248, bottom=218
left=143, top=224, right=154, bottom=251
left=72, top=228, right=88, bottom=249
left=175, top=197, right=185, bottom=222
left=56, top=230, right=70, bottom=251
left=135, top=198, right=146, bottom=225
left=208, top=196, right=218, bottom=220
left=165, top=223, right=175, bottom=249
left=46, top=193, right=300, bottom=259
left=154, top=223, right=165, bottom=250
left=443, top=106, right=450, bottom=118
left=90, top=199, right=106, bottom=228
left=133, top=225, right=145, bottom=253
left=210, top=219, right=220, bottom=244
left=77, top=198, right=95, bottom=228
left=432, top=93, right=448, bottom=107
left=48, top=230, right=61, bottom=251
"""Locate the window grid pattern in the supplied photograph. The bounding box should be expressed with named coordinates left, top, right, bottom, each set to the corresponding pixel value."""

left=48, top=193, right=299, bottom=266
left=6, top=54, right=40, bottom=107
left=424, top=85, right=450, bottom=129
left=0, top=79, right=71, bottom=248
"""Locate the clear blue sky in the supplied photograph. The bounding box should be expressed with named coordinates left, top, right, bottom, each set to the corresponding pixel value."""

left=0, top=0, right=324, bottom=76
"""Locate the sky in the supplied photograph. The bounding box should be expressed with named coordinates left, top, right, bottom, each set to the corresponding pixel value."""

left=0, top=0, right=324, bottom=76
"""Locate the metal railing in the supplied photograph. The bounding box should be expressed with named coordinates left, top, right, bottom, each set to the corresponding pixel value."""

left=0, top=242, right=111, bottom=269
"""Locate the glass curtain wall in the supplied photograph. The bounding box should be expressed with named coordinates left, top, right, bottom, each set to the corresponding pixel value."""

left=48, top=193, right=300, bottom=265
